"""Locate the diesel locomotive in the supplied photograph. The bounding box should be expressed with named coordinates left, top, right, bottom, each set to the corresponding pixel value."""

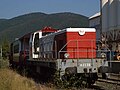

left=9, top=27, right=105, bottom=85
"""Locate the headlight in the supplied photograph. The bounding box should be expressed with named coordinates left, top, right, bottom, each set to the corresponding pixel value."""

left=101, top=53, right=106, bottom=58
left=64, top=53, right=70, bottom=58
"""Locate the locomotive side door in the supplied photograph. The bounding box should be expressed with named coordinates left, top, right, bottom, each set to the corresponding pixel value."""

left=29, top=32, right=42, bottom=59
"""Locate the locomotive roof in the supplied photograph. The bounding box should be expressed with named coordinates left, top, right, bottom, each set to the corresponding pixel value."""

left=40, top=28, right=96, bottom=39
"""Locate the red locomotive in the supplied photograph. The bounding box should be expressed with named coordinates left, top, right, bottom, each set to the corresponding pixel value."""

left=9, top=27, right=105, bottom=85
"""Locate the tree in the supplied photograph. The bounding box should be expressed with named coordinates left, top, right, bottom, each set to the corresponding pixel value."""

left=2, top=38, right=10, bottom=59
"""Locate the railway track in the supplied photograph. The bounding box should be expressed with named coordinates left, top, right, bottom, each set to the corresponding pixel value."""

left=95, top=78, right=120, bottom=90
left=98, top=78, right=120, bottom=85
left=98, top=73, right=120, bottom=84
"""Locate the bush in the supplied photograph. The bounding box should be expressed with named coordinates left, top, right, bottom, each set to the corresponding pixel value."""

left=53, top=71, right=89, bottom=89
left=0, top=59, right=9, bottom=69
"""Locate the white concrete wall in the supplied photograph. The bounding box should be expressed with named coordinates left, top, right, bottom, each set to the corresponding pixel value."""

left=101, top=0, right=109, bottom=32
left=117, top=0, right=120, bottom=29
left=89, top=16, right=101, bottom=40
left=108, top=0, right=117, bottom=30
left=89, top=17, right=100, bottom=27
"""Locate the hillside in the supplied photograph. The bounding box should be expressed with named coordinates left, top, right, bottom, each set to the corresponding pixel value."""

left=0, top=19, right=7, bottom=23
left=0, top=19, right=8, bottom=32
left=0, top=12, right=88, bottom=43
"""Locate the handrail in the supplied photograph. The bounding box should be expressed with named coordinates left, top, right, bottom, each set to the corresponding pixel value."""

left=58, top=39, right=96, bottom=59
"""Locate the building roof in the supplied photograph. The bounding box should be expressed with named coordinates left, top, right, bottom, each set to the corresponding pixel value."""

left=89, top=12, right=100, bottom=19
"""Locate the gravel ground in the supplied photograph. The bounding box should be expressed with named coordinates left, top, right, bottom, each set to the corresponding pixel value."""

left=95, top=81, right=120, bottom=90
left=66, top=81, right=120, bottom=90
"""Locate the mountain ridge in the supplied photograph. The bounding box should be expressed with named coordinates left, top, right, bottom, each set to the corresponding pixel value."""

left=0, top=12, right=89, bottom=43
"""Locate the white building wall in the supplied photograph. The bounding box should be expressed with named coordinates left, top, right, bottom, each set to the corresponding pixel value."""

left=101, top=0, right=120, bottom=51
left=108, top=0, right=117, bottom=30
left=101, top=0, right=109, bottom=32
left=89, top=13, right=101, bottom=41
left=117, top=0, right=120, bottom=29
left=89, top=17, right=100, bottom=27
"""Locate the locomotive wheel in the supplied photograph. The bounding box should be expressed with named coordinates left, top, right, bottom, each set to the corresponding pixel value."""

left=102, top=73, right=108, bottom=79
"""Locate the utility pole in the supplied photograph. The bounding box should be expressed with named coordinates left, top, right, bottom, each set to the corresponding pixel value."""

left=0, top=46, right=2, bottom=68
left=0, top=45, right=2, bottom=59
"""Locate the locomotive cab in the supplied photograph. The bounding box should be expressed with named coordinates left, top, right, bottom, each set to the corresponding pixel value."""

left=29, top=27, right=57, bottom=59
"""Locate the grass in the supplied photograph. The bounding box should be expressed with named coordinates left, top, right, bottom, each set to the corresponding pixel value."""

left=0, top=68, right=55, bottom=90
left=0, top=59, right=86, bottom=90
left=0, top=59, right=54, bottom=90
left=0, top=68, right=35, bottom=90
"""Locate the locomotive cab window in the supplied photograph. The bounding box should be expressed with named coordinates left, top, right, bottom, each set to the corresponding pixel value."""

left=34, top=33, right=39, bottom=53
left=14, top=44, right=19, bottom=53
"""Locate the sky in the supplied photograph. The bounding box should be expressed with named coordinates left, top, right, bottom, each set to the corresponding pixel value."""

left=0, top=0, right=100, bottom=19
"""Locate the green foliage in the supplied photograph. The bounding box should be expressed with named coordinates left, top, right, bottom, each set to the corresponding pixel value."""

left=53, top=71, right=89, bottom=89
left=0, top=12, right=88, bottom=43
left=1, top=38, right=10, bottom=59
left=0, top=59, right=9, bottom=69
